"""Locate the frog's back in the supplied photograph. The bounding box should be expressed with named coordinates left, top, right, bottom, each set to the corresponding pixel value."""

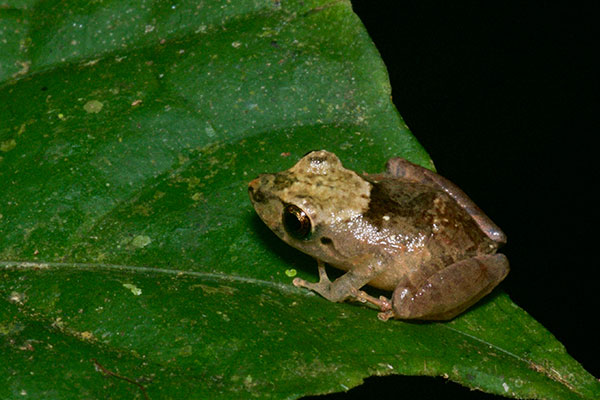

left=363, top=176, right=497, bottom=262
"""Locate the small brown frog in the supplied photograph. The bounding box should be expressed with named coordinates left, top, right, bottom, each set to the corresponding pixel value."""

left=248, top=151, right=508, bottom=320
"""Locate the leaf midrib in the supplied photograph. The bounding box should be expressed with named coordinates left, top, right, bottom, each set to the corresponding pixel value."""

left=2, top=259, right=586, bottom=396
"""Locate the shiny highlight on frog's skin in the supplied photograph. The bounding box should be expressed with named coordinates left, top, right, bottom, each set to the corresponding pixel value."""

left=339, top=215, right=428, bottom=253
left=249, top=150, right=509, bottom=321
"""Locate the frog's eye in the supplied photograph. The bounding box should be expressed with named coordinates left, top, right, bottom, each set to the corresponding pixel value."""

left=283, top=204, right=311, bottom=239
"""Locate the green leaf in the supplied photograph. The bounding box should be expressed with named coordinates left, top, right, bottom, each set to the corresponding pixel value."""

left=0, top=1, right=597, bottom=399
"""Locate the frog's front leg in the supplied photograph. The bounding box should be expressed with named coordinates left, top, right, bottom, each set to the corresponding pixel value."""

left=391, top=254, right=509, bottom=320
left=293, top=257, right=383, bottom=303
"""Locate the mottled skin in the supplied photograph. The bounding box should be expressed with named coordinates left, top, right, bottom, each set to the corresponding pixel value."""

left=248, top=151, right=509, bottom=320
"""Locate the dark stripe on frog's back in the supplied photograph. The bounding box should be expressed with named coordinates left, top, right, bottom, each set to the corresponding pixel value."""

left=364, top=178, right=441, bottom=231
left=364, top=177, right=497, bottom=256
left=364, top=178, right=478, bottom=235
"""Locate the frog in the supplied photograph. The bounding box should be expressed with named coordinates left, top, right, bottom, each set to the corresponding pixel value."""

left=248, top=150, right=509, bottom=320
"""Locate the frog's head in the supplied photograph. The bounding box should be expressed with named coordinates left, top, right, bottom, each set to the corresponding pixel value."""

left=248, top=150, right=371, bottom=260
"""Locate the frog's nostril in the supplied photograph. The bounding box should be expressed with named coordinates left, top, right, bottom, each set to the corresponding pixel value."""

left=249, top=178, right=260, bottom=190
left=248, top=184, right=266, bottom=203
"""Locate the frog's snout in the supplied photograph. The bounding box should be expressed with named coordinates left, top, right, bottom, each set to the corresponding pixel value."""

left=248, top=178, right=265, bottom=204
left=248, top=177, right=259, bottom=191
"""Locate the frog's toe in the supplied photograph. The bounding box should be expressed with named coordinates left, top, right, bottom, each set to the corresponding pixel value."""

left=293, top=277, right=330, bottom=296
left=353, top=290, right=392, bottom=312
left=377, top=310, right=394, bottom=321
left=294, top=278, right=353, bottom=303
left=292, top=277, right=308, bottom=288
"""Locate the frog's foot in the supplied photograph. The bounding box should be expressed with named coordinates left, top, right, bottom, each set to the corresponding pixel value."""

left=293, top=260, right=342, bottom=302
left=293, top=259, right=329, bottom=287
left=377, top=310, right=394, bottom=321
left=355, top=291, right=395, bottom=321
left=293, top=277, right=349, bottom=302
left=294, top=257, right=384, bottom=304
left=353, top=290, right=392, bottom=312
left=292, top=276, right=330, bottom=293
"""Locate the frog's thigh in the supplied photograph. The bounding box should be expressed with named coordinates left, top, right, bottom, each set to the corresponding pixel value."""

left=392, top=254, right=509, bottom=320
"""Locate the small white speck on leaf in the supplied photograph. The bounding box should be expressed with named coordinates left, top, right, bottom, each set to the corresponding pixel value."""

left=216, top=311, right=230, bottom=322
left=377, top=363, right=394, bottom=370
left=9, top=291, right=26, bottom=304
left=12, top=60, right=30, bottom=77
left=191, top=192, right=203, bottom=201
left=80, top=331, right=93, bottom=340
left=502, top=382, right=510, bottom=392
left=1, top=139, right=17, bottom=152
left=83, top=100, right=103, bottom=114
left=132, top=235, right=151, bottom=248
left=205, top=124, right=216, bottom=137
left=123, top=283, right=142, bottom=296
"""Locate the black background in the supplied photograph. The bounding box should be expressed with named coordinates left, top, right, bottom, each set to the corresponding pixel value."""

left=307, top=1, right=598, bottom=399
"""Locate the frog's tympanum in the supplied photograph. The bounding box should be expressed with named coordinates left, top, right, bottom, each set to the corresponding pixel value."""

left=248, top=151, right=508, bottom=320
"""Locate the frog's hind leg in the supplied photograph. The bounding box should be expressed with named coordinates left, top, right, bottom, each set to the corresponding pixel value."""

left=392, top=254, right=509, bottom=320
